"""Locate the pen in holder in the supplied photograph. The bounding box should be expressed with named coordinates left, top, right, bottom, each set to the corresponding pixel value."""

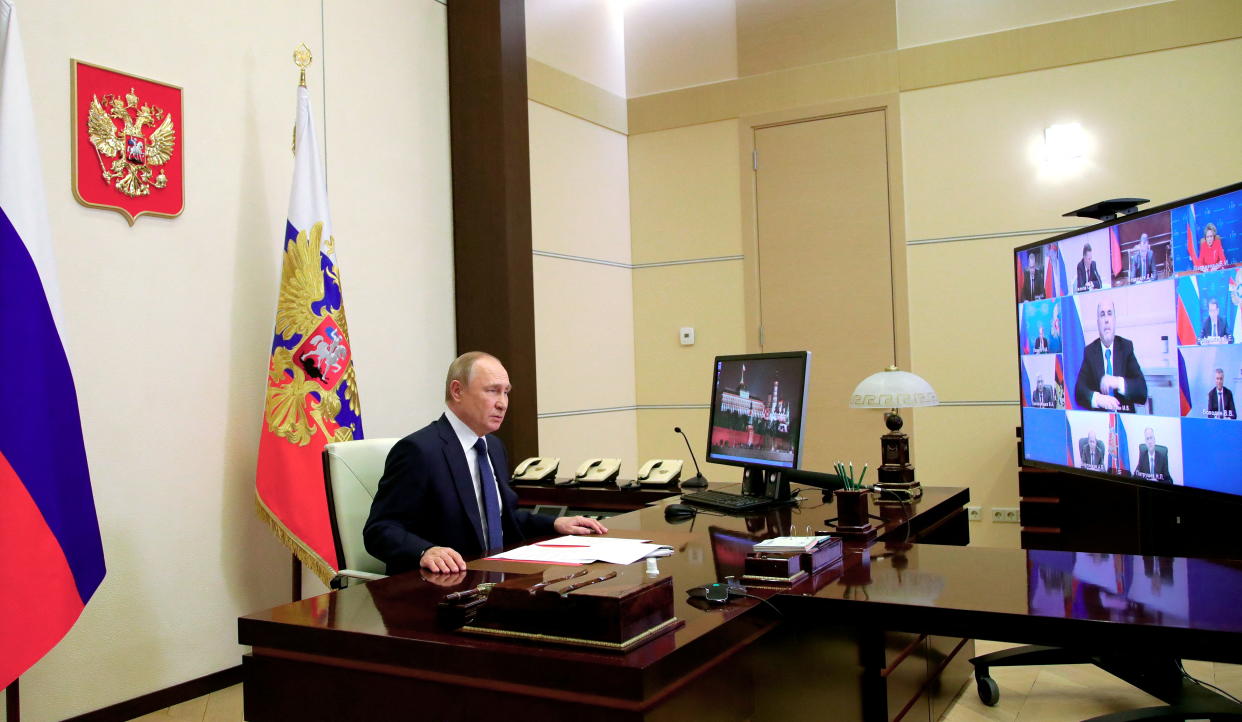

left=827, top=461, right=876, bottom=539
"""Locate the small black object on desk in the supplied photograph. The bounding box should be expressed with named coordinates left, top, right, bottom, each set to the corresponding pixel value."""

left=664, top=503, right=697, bottom=521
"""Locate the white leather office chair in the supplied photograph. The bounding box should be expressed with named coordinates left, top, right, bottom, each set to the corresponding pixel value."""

left=322, top=438, right=398, bottom=588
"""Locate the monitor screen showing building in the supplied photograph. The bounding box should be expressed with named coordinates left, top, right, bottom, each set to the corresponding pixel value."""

left=706, top=351, right=810, bottom=470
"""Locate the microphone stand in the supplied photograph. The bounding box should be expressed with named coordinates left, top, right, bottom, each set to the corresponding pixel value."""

left=674, top=426, right=708, bottom=488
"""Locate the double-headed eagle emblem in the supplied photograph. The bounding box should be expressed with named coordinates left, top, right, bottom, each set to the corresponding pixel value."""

left=87, top=87, right=175, bottom=198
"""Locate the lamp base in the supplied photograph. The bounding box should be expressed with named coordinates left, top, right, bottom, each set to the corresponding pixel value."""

left=877, top=426, right=920, bottom=501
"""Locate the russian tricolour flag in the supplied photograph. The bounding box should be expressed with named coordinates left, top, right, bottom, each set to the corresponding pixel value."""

left=255, top=77, right=364, bottom=584
left=0, top=0, right=106, bottom=689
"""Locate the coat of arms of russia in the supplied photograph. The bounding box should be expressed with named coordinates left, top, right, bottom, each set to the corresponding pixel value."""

left=72, top=60, right=183, bottom=224
left=264, top=222, right=361, bottom=448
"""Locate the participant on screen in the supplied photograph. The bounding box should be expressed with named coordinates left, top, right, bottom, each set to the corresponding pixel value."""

left=1206, top=368, right=1236, bottom=420
left=1074, top=300, right=1147, bottom=413
left=1133, top=427, right=1174, bottom=484
left=1129, top=234, right=1156, bottom=283
left=1023, top=253, right=1046, bottom=302
left=1076, top=243, right=1103, bottom=293
left=1078, top=430, right=1106, bottom=471
left=1199, top=298, right=1233, bottom=345
left=1194, top=222, right=1229, bottom=271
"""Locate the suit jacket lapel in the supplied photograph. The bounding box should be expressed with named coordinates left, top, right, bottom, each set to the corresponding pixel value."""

left=436, top=415, right=485, bottom=550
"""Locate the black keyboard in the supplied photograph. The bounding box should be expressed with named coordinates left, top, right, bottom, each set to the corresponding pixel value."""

left=680, top=489, right=778, bottom=513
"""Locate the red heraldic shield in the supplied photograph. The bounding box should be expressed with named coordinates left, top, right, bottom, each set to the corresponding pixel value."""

left=72, top=60, right=183, bottom=224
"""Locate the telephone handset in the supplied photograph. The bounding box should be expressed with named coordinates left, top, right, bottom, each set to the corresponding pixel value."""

left=637, top=459, right=683, bottom=486
left=573, top=457, right=621, bottom=485
left=512, top=457, right=559, bottom=484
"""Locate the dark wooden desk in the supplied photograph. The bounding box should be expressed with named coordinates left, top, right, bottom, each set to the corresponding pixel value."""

left=777, top=544, right=1242, bottom=720
left=238, top=486, right=970, bottom=722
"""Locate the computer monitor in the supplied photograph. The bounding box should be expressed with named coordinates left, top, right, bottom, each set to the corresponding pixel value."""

left=706, top=351, right=811, bottom=471
left=1014, top=180, right=1242, bottom=499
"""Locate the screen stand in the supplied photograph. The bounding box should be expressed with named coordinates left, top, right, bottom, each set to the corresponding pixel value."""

left=741, top=466, right=791, bottom=502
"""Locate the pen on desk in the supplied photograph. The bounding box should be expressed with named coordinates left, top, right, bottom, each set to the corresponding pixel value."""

left=443, top=588, right=480, bottom=602
left=558, top=571, right=618, bottom=597
left=528, top=568, right=589, bottom=594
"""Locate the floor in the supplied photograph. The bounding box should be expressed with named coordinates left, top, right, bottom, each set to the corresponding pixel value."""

left=139, top=643, right=1242, bottom=721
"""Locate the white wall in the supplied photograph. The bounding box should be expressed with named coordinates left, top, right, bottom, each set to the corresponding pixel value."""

left=7, top=1, right=453, bottom=719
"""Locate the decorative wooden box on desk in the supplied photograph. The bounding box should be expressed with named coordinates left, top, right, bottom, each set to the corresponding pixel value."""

left=462, top=565, right=682, bottom=652
left=743, top=537, right=843, bottom=586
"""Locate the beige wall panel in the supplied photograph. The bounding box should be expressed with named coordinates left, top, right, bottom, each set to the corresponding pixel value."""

left=898, top=0, right=1242, bottom=92
left=529, top=101, right=632, bottom=263
left=533, top=256, right=636, bottom=413
left=538, top=411, right=640, bottom=483
left=637, top=408, right=746, bottom=483
left=525, top=0, right=626, bottom=97
left=324, top=1, right=455, bottom=439
left=633, top=262, right=747, bottom=406
left=901, top=39, right=1242, bottom=242
left=628, top=51, right=898, bottom=135
left=13, top=2, right=452, bottom=719
left=528, top=58, right=627, bottom=134
left=897, top=0, right=1170, bottom=49
left=736, top=0, right=897, bottom=77
left=629, top=120, right=743, bottom=264
left=623, top=0, right=738, bottom=98
left=908, top=405, right=1022, bottom=548
left=907, top=241, right=1023, bottom=402
left=753, top=111, right=895, bottom=477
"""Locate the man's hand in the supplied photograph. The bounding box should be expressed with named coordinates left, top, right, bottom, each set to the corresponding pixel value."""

left=1096, top=395, right=1121, bottom=412
left=419, top=570, right=468, bottom=587
left=421, top=546, right=467, bottom=573
left=1099, top=375, right=1124, bottom=394
left=553, top=515, right=608, bottom=536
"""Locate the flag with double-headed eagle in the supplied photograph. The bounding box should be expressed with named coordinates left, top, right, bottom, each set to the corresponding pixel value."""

left=256, top=74, right=363, bottom=584
left=1, top=0, right=106, bottom=689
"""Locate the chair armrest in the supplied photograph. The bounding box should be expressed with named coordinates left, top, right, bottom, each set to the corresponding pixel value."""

left=330, top=569, right=387, bottom=589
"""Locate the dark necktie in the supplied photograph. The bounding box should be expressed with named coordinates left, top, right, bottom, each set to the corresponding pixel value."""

left=474, top=437, right=504, bottom=551
left=1105, top=349, right=1113, bottom=379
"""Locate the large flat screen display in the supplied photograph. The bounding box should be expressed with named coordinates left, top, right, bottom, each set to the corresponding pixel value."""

left=706, top=351, right=810, bottom=470
left=1015, top=181, right=1242, bottom=497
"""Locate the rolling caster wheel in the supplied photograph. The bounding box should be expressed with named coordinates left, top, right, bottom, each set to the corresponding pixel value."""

left=976, top=675, right=1000, bottom=706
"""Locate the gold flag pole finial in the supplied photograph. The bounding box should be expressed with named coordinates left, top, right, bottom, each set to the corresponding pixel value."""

left=293, top=43, right=312, bottom=88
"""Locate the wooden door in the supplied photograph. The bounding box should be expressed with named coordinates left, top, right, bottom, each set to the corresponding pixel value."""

left=753, top=109, right=895, bottom=475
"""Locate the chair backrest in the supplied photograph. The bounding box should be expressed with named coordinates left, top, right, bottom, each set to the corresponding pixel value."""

left=323, top=438, right=398, bottom=575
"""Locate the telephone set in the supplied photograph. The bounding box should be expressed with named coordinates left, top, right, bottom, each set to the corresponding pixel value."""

left=573, top=457, right=622, bottom=485
left=512, top=457, right=559, bottom=484
left=637, top=459, right=683, bottom=486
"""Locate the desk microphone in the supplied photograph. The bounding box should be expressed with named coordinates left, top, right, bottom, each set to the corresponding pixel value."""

left=674, top=426, right=708, bottom=488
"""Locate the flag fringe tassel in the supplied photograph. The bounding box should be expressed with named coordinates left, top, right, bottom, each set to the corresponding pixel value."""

left=254, top=492, right=336, bottom=587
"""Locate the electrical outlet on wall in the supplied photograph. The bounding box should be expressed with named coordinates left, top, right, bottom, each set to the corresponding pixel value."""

left=967, top=506, right=982, bottom=521
left=991, top=507, right=1020, bottom=523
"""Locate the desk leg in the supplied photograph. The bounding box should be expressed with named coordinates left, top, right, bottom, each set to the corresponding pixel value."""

left=857, top=628, right=889, bottom=722
left=5, top=677, right=19, bottom=722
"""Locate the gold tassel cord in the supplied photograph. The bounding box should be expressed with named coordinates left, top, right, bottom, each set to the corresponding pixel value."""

left=254, top=492, right=336, bottom=586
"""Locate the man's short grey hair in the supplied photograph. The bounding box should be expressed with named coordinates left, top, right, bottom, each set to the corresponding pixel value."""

left=445, top=351, right=500, bottom=402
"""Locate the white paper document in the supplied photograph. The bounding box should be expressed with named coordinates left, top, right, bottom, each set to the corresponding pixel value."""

left=487, top=535, right=672, bottom=565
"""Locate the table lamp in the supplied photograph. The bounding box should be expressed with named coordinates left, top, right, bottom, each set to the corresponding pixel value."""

left=849, top=366, right=938, bottom=499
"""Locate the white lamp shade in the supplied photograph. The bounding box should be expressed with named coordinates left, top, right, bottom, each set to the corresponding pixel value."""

left=850, top=368, right=938, bottom=409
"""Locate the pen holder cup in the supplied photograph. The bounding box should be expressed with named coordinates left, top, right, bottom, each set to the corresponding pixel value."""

left=833, top=489, right=873, bottom=533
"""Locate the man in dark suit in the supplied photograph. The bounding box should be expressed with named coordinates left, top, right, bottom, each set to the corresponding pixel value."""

left=1207, top=368, right=1236, bottom=420
left=1023, top=254, right=1045, bottom=302
left=1031, top=374, right=1055, bottom=407
left=1130, top=233, right=1155, bottom=283
left=1199, top=298, right=1232, bottom=344
left=1074, top=300, right=1148, bottom=412
left=1033, top=325, right=1050, bottom=353
left=364, top=352, right=607, bottom=575
left=1076, top=243, right=1102, bottom=292
left=1135, top=427, right=1174, bottom=484
left=1079, top=430, right=1105, bottom=470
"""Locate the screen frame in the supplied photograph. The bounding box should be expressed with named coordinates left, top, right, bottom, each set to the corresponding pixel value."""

left=704, top=350, right=812, bottom=471
left=1014, top=180, right=1242, bottom=501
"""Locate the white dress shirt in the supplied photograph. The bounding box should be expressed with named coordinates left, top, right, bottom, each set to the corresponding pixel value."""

left=444, top=408, right=503, bottom=541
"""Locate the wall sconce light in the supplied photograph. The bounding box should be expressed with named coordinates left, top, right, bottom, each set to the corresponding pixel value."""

left=1043, top=122, right=1086, bottom=164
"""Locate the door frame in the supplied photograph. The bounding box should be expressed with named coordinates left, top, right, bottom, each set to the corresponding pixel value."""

left=737, top=93, right=911, bottom=376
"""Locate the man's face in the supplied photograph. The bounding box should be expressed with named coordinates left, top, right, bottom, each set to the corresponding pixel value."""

left=1028, top=256, right=1037, bottom=272
left=1036, top=375, right=1044, bottom=386
left=1145, top=428, right=1156, bottom=450
left=449, top=356, right=511, bottom=436
left=1139, top=234, right=1149, bottom=252
left=1209, top=302, right=1220, bottom=321
left=1038, top=326, right=1045, bottom=338
left=1084, top=248, right=1093, bottom=264
left=1097, top=302, right=1116, bottom=346
left=1216, top=371, right=1225, bottom=390
left=1088, top=431, right=1096, bottom=445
